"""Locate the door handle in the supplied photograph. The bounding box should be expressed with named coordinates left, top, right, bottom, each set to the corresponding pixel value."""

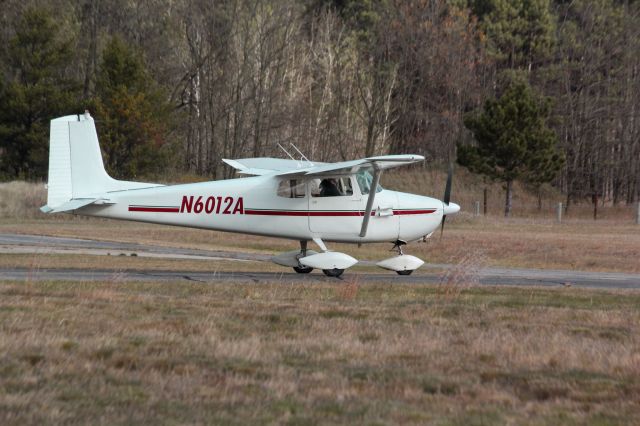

left=377, top=206, right=394, bottom=217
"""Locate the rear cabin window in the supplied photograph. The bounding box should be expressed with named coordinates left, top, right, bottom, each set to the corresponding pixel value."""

left=310, top=177, right=353, bottom=197
left=277, top=179, right=306, bottom=198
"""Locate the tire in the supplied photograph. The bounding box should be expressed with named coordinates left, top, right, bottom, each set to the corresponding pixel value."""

left=322, top=268, right=344, bottom=278
left=293, top=266, right=313, bottom=274
left=396, top=270, right=413, bottom=276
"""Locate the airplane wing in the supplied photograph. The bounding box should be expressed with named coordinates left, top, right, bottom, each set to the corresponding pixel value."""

left=277, top=155, right=424, bottom=176
left=222, top=158, right=324, bottom=176
left=223, top=155, right=424, bottom=177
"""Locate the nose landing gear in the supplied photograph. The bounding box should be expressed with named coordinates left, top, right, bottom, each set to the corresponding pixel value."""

left=376, top=240, right=424, bottom=275
left=391, top=240, right=407, bottom=255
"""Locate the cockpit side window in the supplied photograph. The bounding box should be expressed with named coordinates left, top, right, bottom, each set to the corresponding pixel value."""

left=277, top=179, right=306, bottom=198
left=310, top=177, right=353, bottom=197
left=356, top=170, right=383, bottom=195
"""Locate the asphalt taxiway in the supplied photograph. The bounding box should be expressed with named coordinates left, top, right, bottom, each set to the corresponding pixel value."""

left=1, top=233, right=639, bottom=289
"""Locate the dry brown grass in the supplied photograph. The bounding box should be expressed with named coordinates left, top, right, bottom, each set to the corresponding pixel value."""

left=0, top=281, right=638, bottom=425
left=0, top=182, right=48, bottom=220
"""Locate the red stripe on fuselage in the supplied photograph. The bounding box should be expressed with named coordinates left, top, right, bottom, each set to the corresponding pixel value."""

left=244, top=209, right=437, bottom=216
left=244, top=210, right=310, bottom=216
left=128, top=206, right=180, bottom=213
left=244, top=210, right=363, bottom=216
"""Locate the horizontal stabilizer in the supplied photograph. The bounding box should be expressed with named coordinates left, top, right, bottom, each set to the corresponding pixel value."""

left=40, top=198, right=113, bottom=213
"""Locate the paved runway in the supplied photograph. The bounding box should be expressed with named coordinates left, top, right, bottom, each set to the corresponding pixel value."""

left=1, top=233, right=639, bottom=289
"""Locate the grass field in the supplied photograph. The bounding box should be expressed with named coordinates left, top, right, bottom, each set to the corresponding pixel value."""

left=1, top=280, right=639, bottom=425
left=1, top=180, right=639, bottom=424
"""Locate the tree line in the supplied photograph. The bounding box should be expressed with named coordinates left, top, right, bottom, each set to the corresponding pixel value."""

left=0, top=0, right=638, bottom=213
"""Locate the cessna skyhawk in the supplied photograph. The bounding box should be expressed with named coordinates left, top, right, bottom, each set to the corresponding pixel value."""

left=41, top=112, right=460, bottom=277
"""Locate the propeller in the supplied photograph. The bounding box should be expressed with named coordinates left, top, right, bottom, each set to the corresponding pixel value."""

left=440, top=163, right=453, bottom=239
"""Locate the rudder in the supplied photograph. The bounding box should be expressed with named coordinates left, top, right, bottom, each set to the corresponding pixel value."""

left=46, top=115, right=75, bottom=207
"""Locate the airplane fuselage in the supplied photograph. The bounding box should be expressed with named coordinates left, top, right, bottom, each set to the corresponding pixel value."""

left=79, top=174, right=444, bottom=244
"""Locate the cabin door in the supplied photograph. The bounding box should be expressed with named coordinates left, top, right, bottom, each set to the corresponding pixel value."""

left=308, top=176, right=363, bottom=236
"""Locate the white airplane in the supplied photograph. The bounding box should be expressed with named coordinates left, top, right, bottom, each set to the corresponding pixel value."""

left=41, top=112, right=460, bottom=277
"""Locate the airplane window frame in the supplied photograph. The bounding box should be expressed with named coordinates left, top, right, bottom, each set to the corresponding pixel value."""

left=277, top=179, right=306, bottom=198
left=310, top=176, right=354, bottom=198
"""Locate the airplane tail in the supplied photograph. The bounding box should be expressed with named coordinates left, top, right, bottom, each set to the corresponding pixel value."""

left=41, top=112, right=160, bottom=213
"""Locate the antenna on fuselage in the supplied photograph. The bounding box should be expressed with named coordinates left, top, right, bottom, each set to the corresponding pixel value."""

left=277, top=143, right=301, bottom=167
left=290, top=143, right=314, bottom=166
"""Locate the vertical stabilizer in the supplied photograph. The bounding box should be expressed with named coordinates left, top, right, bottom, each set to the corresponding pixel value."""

left=42, top=112, right=162, bottom=213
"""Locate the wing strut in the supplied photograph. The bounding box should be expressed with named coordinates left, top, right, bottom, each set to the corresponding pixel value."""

left=359, top=167, right=382, bottom=237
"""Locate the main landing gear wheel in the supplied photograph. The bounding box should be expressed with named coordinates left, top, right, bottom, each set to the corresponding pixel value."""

left=396, top=270, right=413, bottom=276
left=293, top=266, right=313, bottom=274
left=322, top=268, right=344, bottom=278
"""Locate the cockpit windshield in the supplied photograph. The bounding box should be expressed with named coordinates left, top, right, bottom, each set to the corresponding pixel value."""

left=356, top=170, right=383, bottom=195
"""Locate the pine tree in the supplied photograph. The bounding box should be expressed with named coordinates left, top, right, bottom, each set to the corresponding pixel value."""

left=91, top=37, right=173, bottom=179
left=458, top=78, right=563, bottom=216
left=471, top=0, right=556, bottom=70
left=0, top=8, right=79, bottom=179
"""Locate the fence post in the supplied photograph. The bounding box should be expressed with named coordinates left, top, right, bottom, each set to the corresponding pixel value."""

left=474, top=201, right=480, bottom=217
left=483, top=188, right=488, bottom=216
left=636, top=201, right=640, bottom=225
left=557, top=202, right=563, bottom=223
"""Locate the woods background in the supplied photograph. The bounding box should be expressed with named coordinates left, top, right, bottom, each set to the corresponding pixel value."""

left=0, top=0, right=638, bottom=210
